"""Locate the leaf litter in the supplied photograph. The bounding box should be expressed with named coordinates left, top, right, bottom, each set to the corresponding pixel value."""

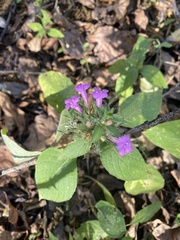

left=0, top=0, right=179, bottom=239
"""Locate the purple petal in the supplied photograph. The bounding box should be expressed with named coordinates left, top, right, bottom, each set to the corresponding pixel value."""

left=116, top=136, right=133, bottom=156
left=74, top=83, right=90, bottom=106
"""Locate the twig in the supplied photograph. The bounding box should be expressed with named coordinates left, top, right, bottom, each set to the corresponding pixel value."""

left=0, top=159, right=36, bottom=176
left=121, top=107, right=180, bottom=136
left=0, top=70, right=42, bottom=75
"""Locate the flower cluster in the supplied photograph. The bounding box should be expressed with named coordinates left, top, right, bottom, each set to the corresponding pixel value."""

left=65, top=83, right=108, bottom=113
left=64, top=83, right=133, bottom=156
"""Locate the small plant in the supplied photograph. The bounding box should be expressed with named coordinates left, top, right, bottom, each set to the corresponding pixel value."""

left=28, top=8, right=64, bottom=39
left=108, top=35, right=169, bottom=103
left=2, top=80, right=165, bottom=203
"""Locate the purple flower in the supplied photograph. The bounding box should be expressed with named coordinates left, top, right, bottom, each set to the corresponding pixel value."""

left=91, top=87, right=108, bottom=108
left=109, top=136, right=133, bottom=156
left=74, top=83, right=90, bottom=106
left=65, top=96, right=82, bottom=113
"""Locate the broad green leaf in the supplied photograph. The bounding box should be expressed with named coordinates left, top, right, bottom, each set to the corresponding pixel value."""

left=100, top=142, right=147, bottom=181
left=48, top=232, right=58, bottom=240
left=85, top=176, right=116, bottom=207
left=143, top=120, right=180, bottom=159
left=131, top=201, right=161, bottom=225
left=119, top=86, right=133, bottom=105
left=96, top=201, right=126, bottom=238
left=61, top=138, right=91, bottom=160
left=109, top=59, right=138, bottom=93
left=140, top=65, right=167, bottom=88
left=1, top=130, right=41, bottom=163
left=113, top=90, right=162, bottom=128
left=47, top=28, right=64, bottom=38
left=91, top=126, right=104, bottom=144
left=38, top=71, right=74, bottom=113
left=35, top=148, right=77, bottom=202
left=140, top=77, right=158, bottom=93
left=55, top=109, right=72, bottom=142
left=106, top=125, right=120, bottom=138
left=130, top=36, right=153, bottom=65
left=28, top=22, right=43, bottom=32
left=75, top=220, right=108, bottom=240
left=124, top=164, right=164, bottom=195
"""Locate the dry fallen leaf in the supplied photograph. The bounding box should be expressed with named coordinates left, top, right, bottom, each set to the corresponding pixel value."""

left=171, top=170, right=180, bottom=187
left=152, top=220, right=180, bottom=240
left=87, top=26, right=135, bottom=64
left=27, top=37, right=42, bottom=52
left=0, top=191, right=19, bottom=226
left=23, top=114, right=58, bottom=151
left=0, top=92, right=26, bottom=135
left=134, top=9, right=148, bottom=31
left=92, top=0, right=130, bottom=24
left=76, top=0, right=95, bottom=9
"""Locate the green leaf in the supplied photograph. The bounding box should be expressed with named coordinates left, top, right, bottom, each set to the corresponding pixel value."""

left=96, top=201, right=126, bottom=238
left=118, top=86, right=133, bottom=105
left=109, top=59, right=138, bottom=93
left=100, top=142, right=147, bottom=181
left=61, top=138, right=91, bottom=160
left=159, top=42, right=172, bottom=48
left=1, top=131, right=41, bottom=163
left=35, top=148, right=77, bottom=202
left=174, top=213, right=180, bottom=224
left=35, top=29, right=46, bottom=37
left=140, top=65, right=167, bottom=88
left=75, top=220, right=108, bottom=240
left=143, top=120, right=180, bottom=159
left=55, top=109, right=72, bottom=142
left=38, top=71, right=74, bottom=113
left=48, top=232, right=58, bottom=240
left=91, top=126, right=104, bottom=144
left=160, top=18, right=175, bottom=28
left=124, top=164, right=164, bottom=195
left=85, top=176, right=116, bottom=207
left=131, top=201, right=161, bottom=225
left=115, top=66, right=138, bottom=93
left=28, top=22, right=44, bottom=32
left=122, top=237, right=133, bottom=240
left=40, top=9, right=53, bottom=27
left=130, top=36, right=153, bottom=64
left=140, top=77, right=158, bottom=93
left=114, top=90, right=162, bottom=128
left=47, top=28, right=64, bottom=38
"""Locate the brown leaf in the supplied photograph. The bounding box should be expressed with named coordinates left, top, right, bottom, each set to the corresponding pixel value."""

left=92, top=0, right=130, bottom=24
left=0, top=92, right=25, bottom=135
left=23, top=114, right=58, bottom=151
left=42, top=38, right=57, bottom=51
left=0, top=191, right=19, bottom=225
left=171, top=170, right=180, bottom=187
left=152, top=220, right=180, bottom=240
left=76, top=0, right=95, bottom=9
left=0, top=146, right=17, bottom=177
left=134, top=9, right=148, bottom=31
left=87, top=26, right=135, bottom=64
left=27, top=37, right=42, bottom=52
